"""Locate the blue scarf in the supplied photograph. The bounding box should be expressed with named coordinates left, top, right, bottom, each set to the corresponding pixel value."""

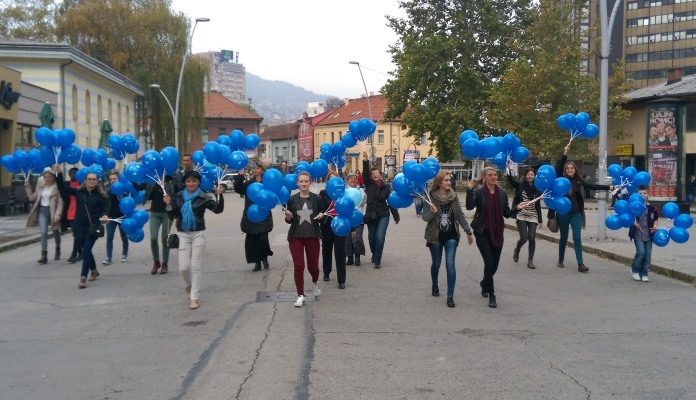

left=181, top=188, right=201, bottom=232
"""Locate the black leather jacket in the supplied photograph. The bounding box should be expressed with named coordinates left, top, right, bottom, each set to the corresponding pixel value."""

left=167, top=190, right=224, bottom=232
left=465, top=185, right=518, bottom=234
left=362, top=160, right=400, bottom=224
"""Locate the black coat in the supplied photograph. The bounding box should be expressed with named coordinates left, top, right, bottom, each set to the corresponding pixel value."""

left=465, top=185, right=518, bottom=235
left=507, top=173, right=542, bottom=224
left=237, top=177, right=273, bottom=235
left=362, top=160, right=400, bottom=224
left=167, top=190, right=224, bottom=232
left=71, top=187, right=109, bottom=240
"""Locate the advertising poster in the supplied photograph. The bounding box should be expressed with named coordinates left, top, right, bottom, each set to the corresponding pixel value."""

left=647, top=106, right=679, bottom=201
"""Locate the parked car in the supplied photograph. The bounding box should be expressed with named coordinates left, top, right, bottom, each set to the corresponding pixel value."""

left=219, top=173, right=237, bottom=192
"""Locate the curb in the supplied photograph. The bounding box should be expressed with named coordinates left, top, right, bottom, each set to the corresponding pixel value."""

left=0, top=233, right=43, bottom=254
left=504, top=222, right=696, bottom=285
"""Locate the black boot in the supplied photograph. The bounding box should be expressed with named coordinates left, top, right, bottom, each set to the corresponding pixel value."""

left=513, top=247, right=520, bottom=263
left=252, top=262, right=261, bottom=271
left=354, top=255, right=361, bottom=266
left=479, top=280, right=488, bottom=298
left=54, top=247, right=61, bottom=260
left=346, top=256, right=354, bottom=266
left=432, top=285, right=440, bottom=297
left=488, top=294, right=497, bottom=308
left=67, top=253, right=77, bottom=263
left=38, top=251, right=48, bottom=264
left=262, top=258, right=269, bottom=269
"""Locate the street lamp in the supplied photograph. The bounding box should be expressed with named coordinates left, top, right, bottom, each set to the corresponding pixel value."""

left=349, top=61, right=376, bottom=165
left=151, top=16, right=210, bottom=152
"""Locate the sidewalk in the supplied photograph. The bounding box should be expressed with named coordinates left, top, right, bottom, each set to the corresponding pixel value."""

left=0, top=214, right=43, bottom=252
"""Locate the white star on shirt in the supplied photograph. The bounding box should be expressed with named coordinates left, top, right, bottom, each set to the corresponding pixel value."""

left=297, top=202, right=313, bottom=225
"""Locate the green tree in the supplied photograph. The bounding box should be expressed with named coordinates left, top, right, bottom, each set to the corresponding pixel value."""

left=0, top=0, right=57, bottom=41
left=383, top=0, right=534, bottom=162
left=486, top=0, right=631, bottom=160
left=55, top=0, right=208, bottom=151
left=325, top=96, right=343, bottom=111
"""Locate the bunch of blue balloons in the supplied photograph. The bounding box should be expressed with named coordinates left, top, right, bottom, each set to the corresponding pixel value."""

left=606, top=193, right=651, bottom=231
left=116, top=195, right=149, bottom=243
left=35, top=127, right=82, bottom=165
left=246, top=168, right=291, bottom=223
left=294, top=159, right=330, bottom=181
left=557, top=112, right=599, bottom=141
left=109, top=172, right=146, bottom=204
left=460, top=130, right=530, bottom=169
left=532, top=164, right=573, bottom=214
left=388, top=158, right=441, bottom=209
left=1, top=148, right=47, bottom=178
left=652, top=202, right=693, bottom=247
left=347, top=118, right=377, bottom=143
left=108, top=133, right=140, bottom=161
left=324, top=176, right=364, bottom=236
left=608, top=164, right=651, bottom=195
left=74, top=148, right=116, bottom=183
left=318, top=140, right=349, bottom=169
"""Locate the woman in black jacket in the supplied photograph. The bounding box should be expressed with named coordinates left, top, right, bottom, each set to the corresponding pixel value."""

left=319, top=170, right=347, bottom=288
left=507, top=167, right=543, bottom=269
left=62, top=172, right=110, bottom=289
left=103, top=172, right=129, bottom=265
left=235, top=162, right=273, bottom=271
left=555, top=145, right=611, bottom=273
left=164, top=170, right=224, bottom=310
left=362, top=158, right=400, bottom=269
left=466, top=167, right=527, bottom=308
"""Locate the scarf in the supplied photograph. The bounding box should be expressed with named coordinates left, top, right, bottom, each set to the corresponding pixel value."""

left=430, top=188, right=457, bottom=207
left=181, top=188, right=201, bottom=232
left=483, top=185, right=504, bottom=247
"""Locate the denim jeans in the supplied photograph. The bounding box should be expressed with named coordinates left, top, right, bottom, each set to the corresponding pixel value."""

left=149, top=211, right=169, bottom=262
left=105, top=220, right=128, bottom=260
left=367, top=216, right=389, bottom=265
left=428, top=238, right=458, bottom=297
left=38, top=206, right=60, bottom=252
left=558, top=212, right=583, bottom=265
left=178, top=230, right=207, bottom=301
left=631, top=239, right=652, bottom=277
left=80, top=235, right=98, bottom=279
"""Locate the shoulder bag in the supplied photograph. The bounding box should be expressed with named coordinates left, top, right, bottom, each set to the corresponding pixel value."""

left=83, top=195, right=104, bottom=237
left=546, top=209, right=558, bottom=233
left=166, top=217, right=179, bottom=249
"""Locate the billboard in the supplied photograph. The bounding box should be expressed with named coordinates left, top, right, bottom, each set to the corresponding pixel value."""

left=646, top=106, right=679, bottom=201
left=220, top=50, right=234, bottom=62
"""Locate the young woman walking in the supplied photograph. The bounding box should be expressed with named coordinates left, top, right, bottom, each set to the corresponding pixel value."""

left=466, top=167, right=528, bottom=308
left=284, top=171, right=324, bottom=307
left=235, top=162, right=274, bottom=271
left=344, top=173, right=366, bottom=266
left=362, top=157, right=400, bottom=269
left=24, top=166, right=64, bottom=264
left=103, top=172, right=128, bottom=265
left=144, top=176, right=176, bottom=274
left=164, top=171, right=224, bottom=309
left=422, top=170, right=473, bottom=307
left=506, top=167, right=543, bottom=269
left=319, top=170, right=347, bottom=288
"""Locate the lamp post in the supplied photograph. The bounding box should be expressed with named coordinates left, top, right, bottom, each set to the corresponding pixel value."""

left=597, top=0, right=623, bottom=240
left=151, top=16, right=210, bottom=152
left=349, top=61, right=376, bottom=165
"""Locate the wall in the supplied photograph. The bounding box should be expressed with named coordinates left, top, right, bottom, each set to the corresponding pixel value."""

left=0, top=65, right=20, bottom=185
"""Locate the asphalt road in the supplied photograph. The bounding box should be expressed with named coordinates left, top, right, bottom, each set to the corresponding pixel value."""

left=0, top=190, right=694, bottom=400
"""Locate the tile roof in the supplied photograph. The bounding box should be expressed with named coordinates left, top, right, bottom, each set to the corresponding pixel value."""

left=625, top=74, right=696, bottom=103
left=316, top=95, right=397, bottom=126
left=260, top=122, right=299, bottom=141
left=204, top=92, right=263, bottom=121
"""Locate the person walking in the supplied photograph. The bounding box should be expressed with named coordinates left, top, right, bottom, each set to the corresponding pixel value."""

left=63, top=172, right=109, bottom=289
left=59, top=167, right=83, bottom=263
left=466, top=166, right=527, bottom=308
left=344, top=173, right=366, bottom=266
left=507, top=167, right=543, bottom=269
left=422, top=170, right=473, bottom=308
left=164, top=171, right=224, bottom=309
left=284, top=171, right=324, bottom=307
left=356, top=170, right=364, bottom=188
left=362, top=156, right=400, bottom=269
left=24, top=166, right=64, bottom=264
left=235, top=162, right=274, bottom=271
left=319, top=170, right=347, bottom=288
left=555, top=145, right=611, bottom=273
left=233, top=170, right=246, bottom=198
left=144, top=176, right=176, bottom=274
left=103, top=172, right=129, bottom=265
left=628, top=186, right=659, bottom=282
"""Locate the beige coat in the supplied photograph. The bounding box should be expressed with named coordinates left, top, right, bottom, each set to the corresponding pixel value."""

left=26, top=184, right=64, bottom=231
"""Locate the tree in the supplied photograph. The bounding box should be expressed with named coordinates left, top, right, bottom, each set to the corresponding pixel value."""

left=238, top=103, right=259, bottom=114
left=0, top=0, right=57, bottom=41
left=55, top=0, right=208, bottom=150
left=486, top=0, right=631, bottom=160
left=383, top=0, right=534, bottom=162
left=325, top=96, right=343, bottom=111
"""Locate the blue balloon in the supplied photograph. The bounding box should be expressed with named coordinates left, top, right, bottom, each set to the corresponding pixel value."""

left=341, top=133, right=357, bottom=148
left=203, top=142, right=221, bottom=165
left=538, top=164, right=555, bottom=179
left=330, top=216, right=352, bottom=236
left=229, top=130, right=245, bottom=151
left=160, top=146, right=180, bottom=173
left=62, top=144, right=82, bottom=164
left=581, top=124, right=599, bottom=139
left=244, top=134, right=260, bottom=150
left=462, top=138, right=480, bottom=159
left=326, top=177, right=346, bottom=200
left=142, top=150, right=161, bottom=171
left=247, top=204, right=270, bottom=223
left=311, top=159, right=329, bottom=179
left=120, top=217, right=138, bottom=235
left=614, top=200, right=630, bottom=215
left=335, top=156, right=347, bottom=169
left=402, top=161, right=417, bottom=180
left=127, top=228, right=145, bottom=243
left=104, top=158, right=117, bottom=171
left=40, top=146, right=56, bottom=165
left=262, top=168, right=283, bottom=193
left=459, top=130, right=479, bottom=147
left=619, top=212, right=635, bottom=228
left=661, top=202, right=679, bottom=219
left=669, top=227, right=689, bottom=244
left=629, top=201, right=645, bottom=216
left=575, top=112, right=590, bottom=131
left=552, top=197, right=572, bottom=214
left=295, top=161, right=311, bottom=173
left=319, top=143, right=333, bottom=158
left=227, top=151, right=248, bottom=171
left=0, top=155, right=19, bottom=173
left=124, top=163, right=146, bottom=183
left=348, top=120, right=360, bottom=136
left=119, top=196, right=136, bottom=216
left=332, top=141, right=346, bottom=157
left=121, top=134, right=139, bottom=154
left=75, top=168, right=88, bottom=183
left=510, top=147, right=530, bottom=163
left=217, top=134, right=232, bottom=147
left=133, top=190, right=145, bottom=204
left=392, top=173, right=413, bottom=196
left=557, top=114, right=570, bottom=130
left=192, top=150, right=206, bottom=167
left=387, top=192, right=413, bottom=208
left=93, top=149, right=108, bottom=167
left=633, top=171, right=651, bottom=186
left=334, top=196, right=355, bottom=217
left=563, top=113, right=577, bottom=129
left=277, top=187, right=291, bottom=205
left=623, top=166, right=637, bottom=181
left=653, top=229, right=670, bottom=247
left=255, top=189, right=278, bottom=210
left=479, top=137, right=502, bottom=159
left=283, top=174, right=299, bottom=190
left=502, top=133, right=521, bottom=152
left=247, top=182, right=264, bottom=202
left=110, top=181, right=125, bottom=196
left=608, top=164, right=623, bottom=179
left=422, top=157, right=440, bottom=180
left=91, top=165, right=104, bottom=179
left=628, top=193, right=644, bottom=204
left=349, top=208, right=364, bottom=227
left=131, top=209, right=149, bottom=226
left=81, top=148, right=95, bottom=166
left=550, top=177, right=571, bottom=197
left=200, top=176, right=214, bottom=192
left=674, top=214, right=694, bottom=229
left=358, top=118, right=376, bottom=136
left=35, top=127, right=55, bottom=147
left=534, top=173, right=553, bottom=191
left=606, top=215, right=622, bottom=230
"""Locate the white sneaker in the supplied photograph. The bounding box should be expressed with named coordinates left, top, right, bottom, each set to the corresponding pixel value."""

left=121, top=255, right=128, bottom=263
left=313, top=282, right=321, bottom=298
left=102, top=258, right=112, bottom=265
left=632, top=272, right=641, bottom=281
left=294, top=295, right=305, bottom=307
left=641, top=276, right=650, bottom=282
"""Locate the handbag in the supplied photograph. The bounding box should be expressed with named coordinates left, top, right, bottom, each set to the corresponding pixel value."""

left=547, top=218, right=558, bottom=233
left=83, top=196, right=105, bottom=237
left=166, top=217, right=179, bottom=249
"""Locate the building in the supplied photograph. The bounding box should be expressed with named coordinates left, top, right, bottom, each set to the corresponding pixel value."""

left=313, top=94, right=433, bottom=175
left=306, top=102, right=326, bottom=117
left=186, top=92, right=263, bottom=156
left=194, top=50, right=246, bottom=103
left=298, top=110, right=334, bottom=163
left=607, top=68, right=696, bottom=202
left=258, top=122, right=299, bottom=166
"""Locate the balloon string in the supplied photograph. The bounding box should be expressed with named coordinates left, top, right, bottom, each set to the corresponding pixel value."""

left=53, top=147, right=59, bottom=164
left=107, top=216, right=125, bottom=223
left=527, top=188, right=550, bottom=205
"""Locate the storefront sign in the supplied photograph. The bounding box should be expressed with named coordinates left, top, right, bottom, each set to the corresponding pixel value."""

left=403, top=149, right=420, bottom=162
left=385, top=155, right=396, bottom=166
left=0, top=80, right=21, bottom=110
left=647, top=106, right=679, bottom=201
left=616, top=144, right=633, bottom=156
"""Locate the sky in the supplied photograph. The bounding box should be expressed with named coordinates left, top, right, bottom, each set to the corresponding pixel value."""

left=170, top=0, right=406, bottom=99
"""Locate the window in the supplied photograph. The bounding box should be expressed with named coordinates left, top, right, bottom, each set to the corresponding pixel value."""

left=377, top=130, right=384, bottom=144
left=686, top=104, right=696, bottom=131
left=200, top=128, right=209, bottom=143
left=421, top=134, right=427, bottom=144
left=126, top=106, right=130, bottom=131
left=117, top=102, right=122, bottom=133
left=97, top=95, right=102, bottom=123
left=85, top=91, right=91, bottom=123
left=218, top=127, right=227, bottom=136
left=108, top=99, right=112, bottom=122
left=72, top=85, right=78, bottom=121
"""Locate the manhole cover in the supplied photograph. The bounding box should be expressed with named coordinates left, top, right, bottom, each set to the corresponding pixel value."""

left=256, top=291, right=315, bottom=303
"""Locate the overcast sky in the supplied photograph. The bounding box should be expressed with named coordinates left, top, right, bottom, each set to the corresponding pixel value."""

left=171, top=0, right=405, bottom=99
